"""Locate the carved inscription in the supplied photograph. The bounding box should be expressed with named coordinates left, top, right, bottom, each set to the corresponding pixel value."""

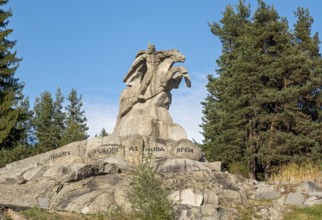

left=145, top=146, right=165, bottom=152
left=94, top=147, right=118, bottom=154
left=129, top=146, right=138, bottom=151
left=49, top=151, right=71, bottom=160
left=176, top=147, right=194, bottom=153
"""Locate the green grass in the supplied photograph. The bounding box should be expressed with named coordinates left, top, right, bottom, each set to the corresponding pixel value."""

left=18, top=207, right=111, bottom=220
left=283, top=204, right=322, bottom=220
left=21, top=207, right=61, bottom=220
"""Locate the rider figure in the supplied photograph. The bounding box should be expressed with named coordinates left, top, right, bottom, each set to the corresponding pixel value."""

left=137, top=43, right=157, bottom=102
left=125, top=43, right=170, bottom=102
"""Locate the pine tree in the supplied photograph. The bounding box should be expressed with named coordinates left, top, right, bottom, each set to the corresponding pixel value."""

left=14, top=91, right=33, bottom=146
left=0, top=0, right=26, bottom=149
left=33, top=91, right=55, bottom=151
left=202, top=0, right=322, bottom=179
left=62, top=89, right=88, bottom=144
left=292, top=7, right=322, bottom=161
left=98, top=127, right=108, bottom=137
left=201, top=0, right=252, bottom=176
left=52, top=87, right=65, bottom=148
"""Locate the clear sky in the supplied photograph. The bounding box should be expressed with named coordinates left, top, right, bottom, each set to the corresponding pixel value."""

left=5, top=0, right=322, bottom=142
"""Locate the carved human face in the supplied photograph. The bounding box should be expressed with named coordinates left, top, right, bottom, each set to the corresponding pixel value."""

left=148, top=44, right=156, bottom=54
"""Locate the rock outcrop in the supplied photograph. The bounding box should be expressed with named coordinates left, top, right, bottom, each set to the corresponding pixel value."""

left=0, top=138, right=322, bottom=219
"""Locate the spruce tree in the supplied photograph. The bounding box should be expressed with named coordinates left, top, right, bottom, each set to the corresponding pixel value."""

left=52, top=87, right=65, bottom=148
left=33, top=91, right=55, bottom=151
left=98, top=127, right=108, bottom=137
left=201, top=0, right=322, bottom=179
left=0, top=0, right=26, bottom=149
left=62, top=89, right=88, bottom=144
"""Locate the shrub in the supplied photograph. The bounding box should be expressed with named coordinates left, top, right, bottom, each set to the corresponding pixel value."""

left=129, top=155, right=174, bottom=220
left=228, top=162, right=249, bottom=178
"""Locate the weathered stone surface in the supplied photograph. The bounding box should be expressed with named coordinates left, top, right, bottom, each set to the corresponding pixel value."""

left=297, top=181, right=322, bottom=193
left=86, top=145, right=124, bottom=161
left=208, top=161, right=224, bottom=172
left=219, top=190, right=244, bottom=207
left=61, top=163, right=120, bottom=182
left=156, top=158, right=210, bottom=173
left=22, top=166, right=49, bottom=181
left=167, top=123, right=188, bottom=140
left=38, top=198, right=49, bottom=209
left=103, top=134, right=121, bottom=145
left=257, top=191, right=281, bottom=200
left=180, top=188, right=203, bottom=206
left=203, top=189, right=219, bottom=205
left=7, top=209, right=26, bottom=220
left=0, top=178, right=57, bottom=207
left=122, top=134, right=144, bottom=165
left=200, top=204, right=219, bottom=217
left=113, top=184, right=132, bottom=212
left=304, top=196, right=322, bottom=206
left=64, top=190, right=113, bottom=214
left=307, top=192, right=322, bottom=197
left=44, top=141, right=87, bottom=167
left=86, top=137, right=103, bottom=151
left=172, top=139, right=203, bottom=161
left=284, top=192, right=305, bottom=205
left=255, top=182, right=281, bottom=200
left=144, top=137, right=172, bottom=158
left=42, top=166, right=70, bottom=178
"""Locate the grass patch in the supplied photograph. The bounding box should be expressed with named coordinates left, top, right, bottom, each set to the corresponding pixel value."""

left=17, top=207, right=111, bottom=220
left=269, top=162, right=322, bottom=184
left=283, top=204, right=322, bottom=220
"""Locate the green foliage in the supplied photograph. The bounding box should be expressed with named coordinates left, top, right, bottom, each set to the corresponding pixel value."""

left=129, top=155, right=174, bottom=220
left=0, top=145, right=35, bottom=168
left=19, top=207, right=110, bottom=220
left=283, top=204, right=322, bottom=220
left=201, top=0, right=322, bottom=179
left=29, top=88, right=88, bottom=156
left=52, top=87, right=66, bottom=148
left=62, top=88, right=89, bottom=145
left=99, top=127, right=108, bottom=137
left=21, top=207, right=60, bottom=220
left=32, top=91, right=55, bottom=151
left=228, top=162, right=249, bottom=178
left=0, top=0, right=29, bottom=150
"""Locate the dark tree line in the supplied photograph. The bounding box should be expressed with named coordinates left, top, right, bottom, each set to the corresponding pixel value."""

left=0, top=0, right=89, bottom=166
left=32, top=88, right=89, bottom=152
left=201, top=0, right=322, bottom=179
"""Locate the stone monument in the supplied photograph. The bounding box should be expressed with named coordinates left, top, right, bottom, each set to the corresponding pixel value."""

left=97, top=44, right=203, bottom=165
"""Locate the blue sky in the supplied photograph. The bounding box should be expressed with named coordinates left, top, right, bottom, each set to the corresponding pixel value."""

left=5, top=0, right=322, bottom=142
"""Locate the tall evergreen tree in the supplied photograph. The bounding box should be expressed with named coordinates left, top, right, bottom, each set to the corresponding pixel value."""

left=98, top=127, right=108, bottom=137
left=201, top=0, right=252, bottom=176
left=52, top=87, right=65, bottom=148
left=0, top=0, right=26, bottom=149
left=62, top=89, right=88, bottom=144
left=33, top=91, right=55, bottom=151
left=14, top=91, right=33, bottom=146
left=201, top=0, right=322, bottom=179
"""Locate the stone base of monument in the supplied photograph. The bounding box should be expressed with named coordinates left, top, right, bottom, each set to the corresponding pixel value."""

left=0, top=136, right=242, bottom=219
left=85, top=135, right=203, bottom=167
left=1, top=136, right=317, bottom=219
